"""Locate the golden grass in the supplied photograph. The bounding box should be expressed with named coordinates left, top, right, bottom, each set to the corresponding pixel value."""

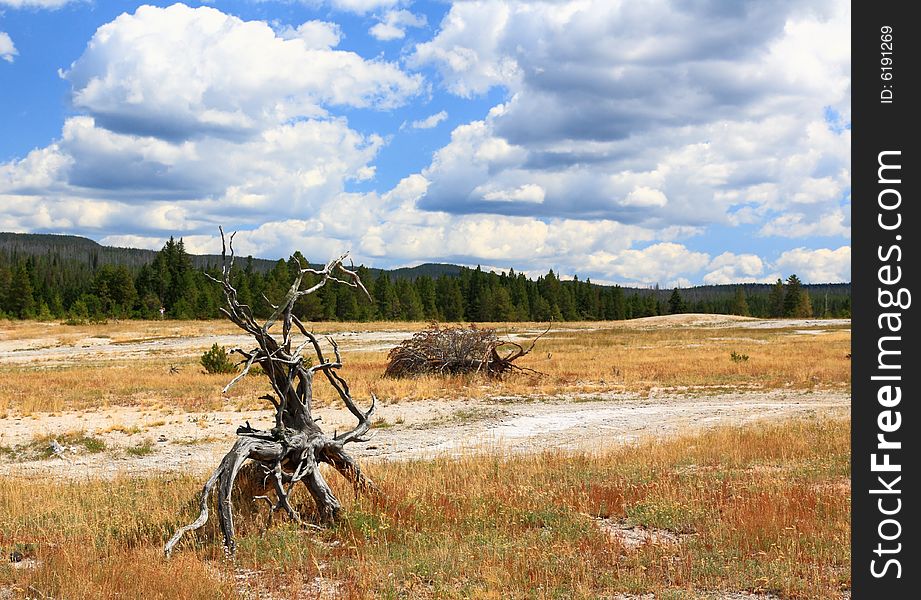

left=1, top=319, right=850, bottom=415
left=0, top=417, right=850, bottom=599
left=336, top=324, right=851, bottom=403
left=0, top=361, right=266, bottom=414
left=0, top=318, right=428, bottom=343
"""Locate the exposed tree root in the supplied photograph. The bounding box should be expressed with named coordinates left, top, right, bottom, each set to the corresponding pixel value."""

left=165, top=228, right=376, bottom=557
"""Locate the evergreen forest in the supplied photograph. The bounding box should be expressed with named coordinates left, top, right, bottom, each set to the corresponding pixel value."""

left=0, top=232, right=850, bottom=322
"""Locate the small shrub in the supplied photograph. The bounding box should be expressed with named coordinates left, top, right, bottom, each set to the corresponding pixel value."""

left=125, top=441, right=156, bottom=457
left=730, top=351, right=750, bottom=363
left=200, top=343, right=238, bottom=374
left=371, top=416, right=393, bottom=429
left=81, top=436, right=107, bottom=453
left=31, top=432, right=106, bottom=458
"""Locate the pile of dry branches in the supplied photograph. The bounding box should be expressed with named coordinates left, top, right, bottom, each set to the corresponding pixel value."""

left=384, top=323, right=548, bottom=379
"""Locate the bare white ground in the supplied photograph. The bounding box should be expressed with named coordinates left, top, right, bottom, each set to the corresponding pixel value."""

left=0, top=389, right=848, bottom=480
left=0, top=331, right=418, bottom=365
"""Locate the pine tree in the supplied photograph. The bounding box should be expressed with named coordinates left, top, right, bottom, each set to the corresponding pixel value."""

left=8, top=264, right=35, bottom=318
left=532, top=295, right=553, bottom=321
left=466, top=266, right=485, bottom=320
left=294, top=269, right=325, bottom=320
left=353, top=266, right=376, bottom=321
left=509, top=271, right=530, bottom=320
left=558, top=284, right=578, bottom=321
left=642, top=293, right=657, bottom=317
left=783, top=274, right=804, bottom=317
left=336, top=287, right=361, bottom=321
left=793, top=290, right=813, bottom=318
left=414, top=276, right=439, bottom=320
left=538, top=270, right=561, bottom=312
left=316, top=281, right=338, bottom=321
left=436, top=276, right=464, bottom=321
left=607, top=286, right=626, bottom=320
left=0, top=263, right=11, bottom=316
left=395, top=279, right=424, bottom=320
left=93, top=265, right=137, bottom=317
left=730, top=286, right=750, bottom=316
left=768, top=278, right=785, bottom=317
left=257, top=260, right=292, bottom=316
left=667, top=288, right=686, bottom=314
left=579, top=278, right=601, bottom=319
left=508, top=269, right=531, bottom=321
left=491, top=286, right=515, bottom=321
left=374, top=275, right=401, bottom=320
left=627, top=293, right=642, bottom=319
left=146, top=237, right=197, bottom=317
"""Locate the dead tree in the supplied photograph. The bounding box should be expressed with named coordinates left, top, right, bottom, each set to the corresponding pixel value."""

left=165, top=229, right=376, bottom=557
left=384, top=323, right=549, bottom=379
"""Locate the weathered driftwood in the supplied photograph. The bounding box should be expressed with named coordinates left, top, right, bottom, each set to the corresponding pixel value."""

left=383, top=323, right=549, bottom=379
left=165, top=229, right=376, bottom=557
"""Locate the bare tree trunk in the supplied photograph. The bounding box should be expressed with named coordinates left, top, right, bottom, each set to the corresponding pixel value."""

left=165, top=228, right=376, bottom=557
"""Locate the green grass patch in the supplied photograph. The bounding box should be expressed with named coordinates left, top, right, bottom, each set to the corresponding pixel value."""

left=29, top=431, right=107, bottom=458
left=124, top=441, right=156, bottom=457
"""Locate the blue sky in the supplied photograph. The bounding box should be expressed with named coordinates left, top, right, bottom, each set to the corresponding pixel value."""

left=1, top=0, right=851, bottom=285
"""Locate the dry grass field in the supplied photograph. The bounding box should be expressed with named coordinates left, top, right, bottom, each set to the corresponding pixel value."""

left=0, top=419, right=849, bottom=599
left=0, top=315, right=851, bottom=598
left=0, top=316, right=850, bottom=415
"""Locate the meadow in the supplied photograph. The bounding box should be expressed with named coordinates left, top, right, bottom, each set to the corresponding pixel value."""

left=0, top=316, right=850, bottom=415
left=0, top=316, right=851, bottom=599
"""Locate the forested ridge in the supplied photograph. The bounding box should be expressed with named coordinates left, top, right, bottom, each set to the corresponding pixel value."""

left=0, top=232, right=850, bottom=322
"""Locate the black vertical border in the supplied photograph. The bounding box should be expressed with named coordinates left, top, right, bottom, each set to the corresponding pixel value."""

left=852, top=2, right=918, bottom=597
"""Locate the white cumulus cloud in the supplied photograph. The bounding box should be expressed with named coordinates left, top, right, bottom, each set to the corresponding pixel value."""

left=0, top=32, right=17, bottom=62
left=623, top=187, right=668, bottom=208
left=584, top=243, right=711, bottom=287
left=703, top=252, right=778, bottom=284
left=409, top=110, right=447, bottom=130
left=759, top=208, right=850, bottom=238
left=774, top=246, right=851, bottom=283
left=329, top=0, right=400, bottom=15
left=369, top=9, right=427, bottom=41
left=479, top=183, right=544, bottom=203
left=62, top=4, right=422, bottom=140
left=0, top=3, right=419, bottom=242
left=278, top=20, right=342, bottom=49
left=0, top=0, right=77, bottom=7
left=411, top=0, right=851, bottom=242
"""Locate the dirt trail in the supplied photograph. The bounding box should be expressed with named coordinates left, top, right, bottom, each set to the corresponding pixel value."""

left=0, top=389, right=848, bottom=479
left=360, top=389, right=848, bottom=460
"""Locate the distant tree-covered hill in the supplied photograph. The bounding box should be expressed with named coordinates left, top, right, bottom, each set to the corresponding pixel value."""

left=0, top=232, right=850, bottom=322
left=0, top=232, right=281, bottom=272
left=0, top=232, right=463, bottom=279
